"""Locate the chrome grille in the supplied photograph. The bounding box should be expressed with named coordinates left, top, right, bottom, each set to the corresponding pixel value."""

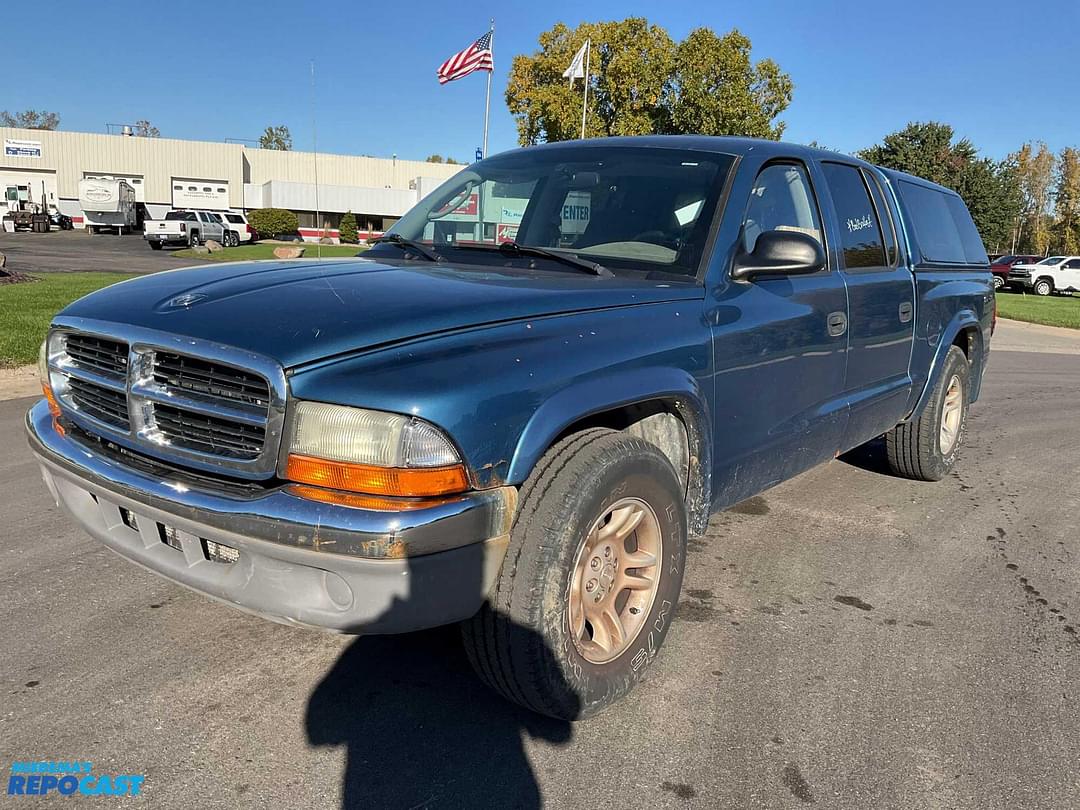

left=47, top=320, right=287, bottom=479
left=65, top=334, right=129, bottom=377
left=152, top=352, right=270, bottom=410
left=153, top=404, right=266, bottom=459
left=68, top=377, right=130, bottom=429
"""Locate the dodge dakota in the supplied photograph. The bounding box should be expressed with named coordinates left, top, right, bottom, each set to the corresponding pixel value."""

left=27, top=137, right=994, bottom=719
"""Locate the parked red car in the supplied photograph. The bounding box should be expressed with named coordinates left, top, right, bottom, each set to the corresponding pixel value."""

left=990, top=255, right=1042, bottom=290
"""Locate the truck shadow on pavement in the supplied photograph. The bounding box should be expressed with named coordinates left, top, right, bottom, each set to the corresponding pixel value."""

left=305, top=543, right=578, bottom=810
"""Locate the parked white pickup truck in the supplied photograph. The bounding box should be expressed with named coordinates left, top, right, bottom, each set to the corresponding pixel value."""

left=1008, top=255, right=1080, bottom=295
left=144, top=210, right=239, bottom=250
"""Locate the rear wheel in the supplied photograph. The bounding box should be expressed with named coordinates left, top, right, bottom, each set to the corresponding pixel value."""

left=149, top=242, right=163, bottom=250
left=462, top=429, right=687, bottom=720
left=885, top=345, right=970, bottom=481
left=189, top=232, right=201, bottom=247
left=1034, top=278, right=1053, bottom=296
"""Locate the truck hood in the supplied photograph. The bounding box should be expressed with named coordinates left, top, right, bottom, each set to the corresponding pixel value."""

left=59, top=258, right=704, bottom=368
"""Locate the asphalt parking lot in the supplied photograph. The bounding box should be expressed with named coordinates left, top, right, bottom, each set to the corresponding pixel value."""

left=0, top=229, right=193, bottom=274
left=2, top=341, right=1078, bottom=809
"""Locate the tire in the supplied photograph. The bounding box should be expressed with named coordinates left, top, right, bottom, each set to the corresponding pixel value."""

left=189, top=232, right=201, bottom=247
left=462, top=429, right=688, bottom=720
left=149, top=242, right=162, bottom=250
left=1034, top=278, right=1053, bottom=296
left=992, top=275, right=1004, bottom=291
left=885, top=345, right=970, bottom=481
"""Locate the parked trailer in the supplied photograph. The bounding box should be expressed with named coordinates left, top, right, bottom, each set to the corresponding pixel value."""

left=78, top=178, right=138, bottom=235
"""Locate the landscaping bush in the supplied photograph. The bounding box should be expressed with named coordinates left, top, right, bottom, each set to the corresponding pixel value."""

left=339, top=210, right=358, bottom=244
left=248, top=208, right=298, bottom=240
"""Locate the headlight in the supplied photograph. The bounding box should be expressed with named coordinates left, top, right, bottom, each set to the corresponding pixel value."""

left=284, top=402, right=468, bottom=497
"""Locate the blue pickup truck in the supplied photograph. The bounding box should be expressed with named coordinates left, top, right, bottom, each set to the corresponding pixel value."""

left=27, top=136, right=994, bottom=719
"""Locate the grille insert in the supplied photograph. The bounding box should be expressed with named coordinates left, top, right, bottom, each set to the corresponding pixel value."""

left=152, top=352, right=270, bottom=411
left=65, top=334, right=128, bottom=378
left=154, top=404, right=266, bottom=459
left=68, top=377, right=130, bottom=429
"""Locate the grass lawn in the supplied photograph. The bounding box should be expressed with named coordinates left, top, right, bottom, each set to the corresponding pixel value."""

left=995, top=292, right=1080, bottom=330
left=172, top=243, right=366, bottom=262
left=0, top=273, right=138, bottom=367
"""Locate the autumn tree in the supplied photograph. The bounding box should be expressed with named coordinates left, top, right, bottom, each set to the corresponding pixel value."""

left=1011, top=142, right=1056, bottom=255
left=860, top=122, right=1019, bottom=252
left=1, top=109, right=60, bottom=130
left=1052, top=147, right=1080, bottom=254
left=506, top=19, right=791, bottom=145
left=259, top=125, right=292, bottom=151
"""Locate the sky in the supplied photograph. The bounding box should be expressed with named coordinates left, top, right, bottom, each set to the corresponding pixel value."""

left=7, top=0, right=1078, bottom=163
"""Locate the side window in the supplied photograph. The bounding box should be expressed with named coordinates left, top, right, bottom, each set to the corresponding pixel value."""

left=821, top=162, right=886, bottom=269
left=864, top=171, right=899, bottom=265
left=742, top=163, right=823, bottom=254
left=1064, top=259, right=1080, bottom=269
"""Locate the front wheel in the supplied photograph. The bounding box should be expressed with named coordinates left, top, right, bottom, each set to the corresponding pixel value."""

left=462, top=429, right=687, bottom=720
left=992, top=275, right=1005, bottom=291
left=1034, top=278, right=1053, bottom=296
left=885, top=345, right=970, bottom=481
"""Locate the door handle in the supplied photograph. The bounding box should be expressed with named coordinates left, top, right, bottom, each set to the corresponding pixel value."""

left=827, top=311, right=847, bottom=337
left=899, top=301, right=913, bottom=323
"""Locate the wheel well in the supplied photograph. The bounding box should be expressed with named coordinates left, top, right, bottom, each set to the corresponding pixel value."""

left=550, top=398, right=709, bottom=535
left=1036, top=275, right=1054, bottom=288
left=952, top=327, right=976, bottom=360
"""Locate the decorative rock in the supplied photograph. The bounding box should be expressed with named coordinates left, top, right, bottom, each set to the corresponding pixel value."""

left=319, top=237, right=335, bottom=245
left=205, top=240, right=224, bottom=253
left=0, top=251, right=5, bottom=268
left=190, top=246, right=211, bottom=255
left=273, top=246, right=306, bottom=259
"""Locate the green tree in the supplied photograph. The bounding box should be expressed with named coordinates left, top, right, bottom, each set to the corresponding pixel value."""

left=860, top=122, right=1019, bottom=252
left=133, top=120, right=160, bottom=137
left=425, top=154, right=445, bottom=163
left=1, top=109, right=60, bottom=130
left=661, top=28, right=792, bottom=139
left=339, top=210, right=358, bottom=244
left=1052, top=147, right=1080, bottom=254
left=248, top=208, right=298, bottom=239
left=259, top=125, right=292, bottom=151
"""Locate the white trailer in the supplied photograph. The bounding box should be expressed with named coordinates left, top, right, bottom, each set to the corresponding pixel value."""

left=78, top=178, right=137, bottom=234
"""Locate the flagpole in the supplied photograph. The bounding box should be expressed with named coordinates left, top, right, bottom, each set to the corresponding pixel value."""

left=482, top=19, right=494, bottom=158
left=580, top=39, right=590, bottom=140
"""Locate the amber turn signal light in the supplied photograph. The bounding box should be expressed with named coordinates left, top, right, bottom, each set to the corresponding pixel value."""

left=285, top=454, right=469, bottom=498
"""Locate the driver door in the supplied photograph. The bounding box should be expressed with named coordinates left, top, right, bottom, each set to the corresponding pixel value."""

left=706, top=159, right=850, bottom=508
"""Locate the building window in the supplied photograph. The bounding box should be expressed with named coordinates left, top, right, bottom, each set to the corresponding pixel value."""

left=174, top=185, right=182, bottom=191
left=217, top=188, right=226, bottom=194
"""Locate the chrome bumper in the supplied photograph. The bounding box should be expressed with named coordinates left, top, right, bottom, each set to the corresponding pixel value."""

left=26, top=400, right=514, bottom=633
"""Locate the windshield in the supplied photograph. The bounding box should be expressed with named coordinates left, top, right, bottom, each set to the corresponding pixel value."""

left=992, top=255, right=1015, bottom=265
left=1037, top=256, right=1064, bottom=265
left=165, top=211, right=197, bottom=222
left=376, top=146, right=735, bottom=278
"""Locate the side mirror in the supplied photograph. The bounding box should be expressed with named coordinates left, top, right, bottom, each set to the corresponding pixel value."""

left=732, top=230, right=826, bottom=280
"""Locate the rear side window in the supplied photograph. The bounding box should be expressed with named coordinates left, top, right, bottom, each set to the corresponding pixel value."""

left=225, top=214, right=243, bottom=223
left=821, top=163, right=885, bottom=268
left=864, top=171, right=899, bottom=265
left=899, top=180, right=988, bottom=264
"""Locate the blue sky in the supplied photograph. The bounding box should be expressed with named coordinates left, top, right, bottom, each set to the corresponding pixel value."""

left=8, top=0, right=1077, bottom=163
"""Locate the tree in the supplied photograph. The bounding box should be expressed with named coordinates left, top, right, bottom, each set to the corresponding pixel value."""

left=505, top=19, right=791, bottom=145
left=426, top=154, right=445, bottom=163
left=0, top=109, right=60, bottom=130
left=860, top=122, right=1019, bottom=252
left=1052, top=147, right=1080, bottom=255
left=339, top=210, right=358, bottom=244
left=259, top=125, right=292, bottom=151
left=1010, top=142, right=1056, bottom=255
left=248, top=208, right=298, bottom=239
left=133, top=119, right=160, bottom=137
left=661, top=28, right=792, bottom=139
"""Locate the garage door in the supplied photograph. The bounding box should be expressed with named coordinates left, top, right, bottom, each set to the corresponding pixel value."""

left=0, top=168, right=57, bottom=210
left=172, top=178, right=229, bottom=210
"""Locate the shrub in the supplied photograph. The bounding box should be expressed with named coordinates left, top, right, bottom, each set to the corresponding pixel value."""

left=248, top=208, right=298, bottom=240
left=339, top=210, right=358, bottom=244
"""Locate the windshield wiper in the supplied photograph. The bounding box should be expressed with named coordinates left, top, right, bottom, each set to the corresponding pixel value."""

left=370, top=233, right=443, bottom=263
left=456, top=241, right=610, bottom=276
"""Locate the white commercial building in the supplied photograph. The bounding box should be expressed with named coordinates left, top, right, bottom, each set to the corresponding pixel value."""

left=1, top=127, right=463, bottom=241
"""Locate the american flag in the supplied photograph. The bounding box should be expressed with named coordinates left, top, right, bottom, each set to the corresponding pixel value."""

left=437, top=31, right=493, bottom=85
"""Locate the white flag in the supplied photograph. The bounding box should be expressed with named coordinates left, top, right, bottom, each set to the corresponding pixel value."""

left=563, top=40, right=589, bottom=85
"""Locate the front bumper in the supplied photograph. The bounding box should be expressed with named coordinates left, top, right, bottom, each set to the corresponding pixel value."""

left=25, top=400, right=514, bottom=633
